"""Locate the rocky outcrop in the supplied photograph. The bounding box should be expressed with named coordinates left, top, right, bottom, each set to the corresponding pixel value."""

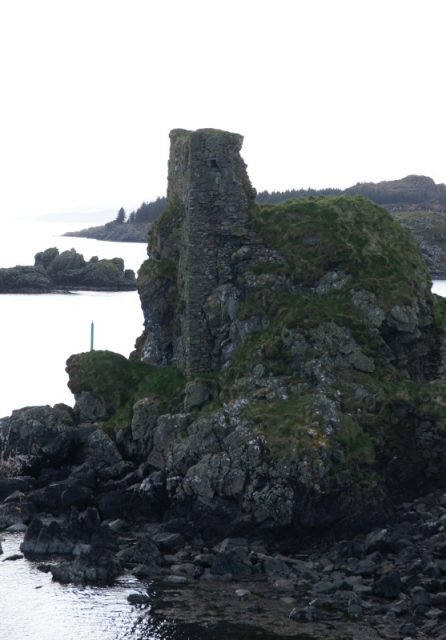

left=129, top=129, right=446, bottom=538
left=392, top=211, right=446, bottom=279
left=0, top=247, right=136, bottom=292
left=4, top=126, right=446, bottom=640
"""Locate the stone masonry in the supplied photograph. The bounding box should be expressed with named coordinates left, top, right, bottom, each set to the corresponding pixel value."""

left=138, top=128, right=256, bottom=376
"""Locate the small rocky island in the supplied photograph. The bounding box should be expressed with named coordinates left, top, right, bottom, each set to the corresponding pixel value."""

left=0, top=247, right=136, bottom=292
left=2, top=129, right=446, bottom=638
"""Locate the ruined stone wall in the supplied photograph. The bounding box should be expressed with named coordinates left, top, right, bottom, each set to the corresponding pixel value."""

left=138, top=128, right=256, bottom=376
left=176, top=129, right=255, bottom=375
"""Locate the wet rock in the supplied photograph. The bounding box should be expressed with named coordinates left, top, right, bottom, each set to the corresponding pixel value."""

left=211, top=539, right=252, bottom=577
left=193, top=552, right=216, bottom=567
left=127, top=592, right=150, bottom=605
left=365, top=529, right=395, bottom=554
left=289, top=605, right=320, bottom=622
left=2, top=554, right=23, bottom=561
left=132, top=563, right=162, bottom=579
left=372, top=572, right=401, bottom=599
left=152, top=531, right=184, bottom=552
left=50, top=544, right=122, bottom=585
left=130, top=534, right=161, bottom=566
left=21, top=517, right=74, bottom=556
left=171, top=563, right=202, bottom=578
left=0, top=405, right=74, bottom=476
left=0, top=477, right=35, bottom=502
left=165, top=575, right=188, bottom=584
left=0, top=501, right=33, bottom=531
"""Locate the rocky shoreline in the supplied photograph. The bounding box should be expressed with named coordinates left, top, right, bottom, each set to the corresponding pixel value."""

left=0, top=247, right=136, bottom=293
left=3, top=128, right=446, bottom=638
left=2, top=416, right=446, bottom=640
left=64, top=220, right=149, bottom=243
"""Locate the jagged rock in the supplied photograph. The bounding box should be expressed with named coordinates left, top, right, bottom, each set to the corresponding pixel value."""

left=151, top=531, right=184, bottom=551
left=50, top=542, right=122, bottom=585
left=0, top=501, right=34, bottom=531
left=372, top=571, right=401, bottom=599
left=28, top=479, right=92, bottom=513
left=131, top=395, right=160, bottom=443
left=21, top=517, right=74, bottom=556
left=73, top=392, right=108, bottom=423
left=127, top=592, right=151, bottom=605
left=210, top=538, right=252, bottom=577
left=0, top=405, right=75, bottom=476
left=0, top=477, right=34, bottom=502
left=74, top=426, right=123, bottom=470
left=0, top=247, right=135, bottom=293
left=0, top=265, right=52, bottom=293
left=183, top=380, right=214, bottom=412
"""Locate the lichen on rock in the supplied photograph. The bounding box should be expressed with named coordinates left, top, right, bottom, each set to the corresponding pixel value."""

left=122, top=128, right=446, bottom=536
left=6, top=128, right=446, bottom=550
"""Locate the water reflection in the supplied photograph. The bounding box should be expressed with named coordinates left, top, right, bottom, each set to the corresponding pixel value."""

left=0, top=535, right=297, bottom=640
left=0, top=534, right=154, bottom=640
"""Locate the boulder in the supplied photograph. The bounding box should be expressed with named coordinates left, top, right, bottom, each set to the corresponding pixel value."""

left=0, top=405, right=75, bottom=476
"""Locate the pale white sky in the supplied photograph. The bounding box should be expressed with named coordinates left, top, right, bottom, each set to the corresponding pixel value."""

left=0, top=0, right=445, bottom=221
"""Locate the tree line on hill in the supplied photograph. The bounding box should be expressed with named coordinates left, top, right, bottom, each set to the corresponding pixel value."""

left=112, top=175, right=446, bottom=227
left=114, top=197, right=167, bottom=224
left=257, top=176, right=446, bottom=209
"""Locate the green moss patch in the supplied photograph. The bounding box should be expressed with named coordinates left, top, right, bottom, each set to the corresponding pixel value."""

left=66, top=350, right=185, bottom=426
left=244, top=393, right=375, bottom=465
left=244, top=395, right=324, bottom=451
left=250, top=196, right=431, bottom=310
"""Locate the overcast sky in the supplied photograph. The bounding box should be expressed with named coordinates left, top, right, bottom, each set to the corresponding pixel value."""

left=0, top=0, right=445, bottom=221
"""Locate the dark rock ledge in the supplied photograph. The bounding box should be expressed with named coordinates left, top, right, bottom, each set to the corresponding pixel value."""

left=1, top=404, right=446, bottom=638
left=0, top=247, right=135, bottom=293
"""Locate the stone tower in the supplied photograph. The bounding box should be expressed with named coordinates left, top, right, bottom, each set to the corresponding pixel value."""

left=137, top=128, right=256, bottom=376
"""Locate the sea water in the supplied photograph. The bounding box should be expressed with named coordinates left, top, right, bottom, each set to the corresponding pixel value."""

left=0, top=220, right=148, bottom=417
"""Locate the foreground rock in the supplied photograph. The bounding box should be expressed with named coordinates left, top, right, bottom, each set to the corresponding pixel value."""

left=0, top=247, right=135, bottom=292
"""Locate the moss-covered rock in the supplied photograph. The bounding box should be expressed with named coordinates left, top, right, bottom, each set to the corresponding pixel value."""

left=64, top=130, right=446, bottom=539
left=66, top=350, right=185, bottom=425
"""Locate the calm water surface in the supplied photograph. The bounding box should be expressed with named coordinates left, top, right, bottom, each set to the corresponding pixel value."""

left=0, top=534, right=172, bottom=640
left=0, top=221, right=148, bottom=417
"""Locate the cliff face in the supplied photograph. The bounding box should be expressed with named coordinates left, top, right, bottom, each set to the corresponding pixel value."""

left=393, top=210, right=446, bottom=279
